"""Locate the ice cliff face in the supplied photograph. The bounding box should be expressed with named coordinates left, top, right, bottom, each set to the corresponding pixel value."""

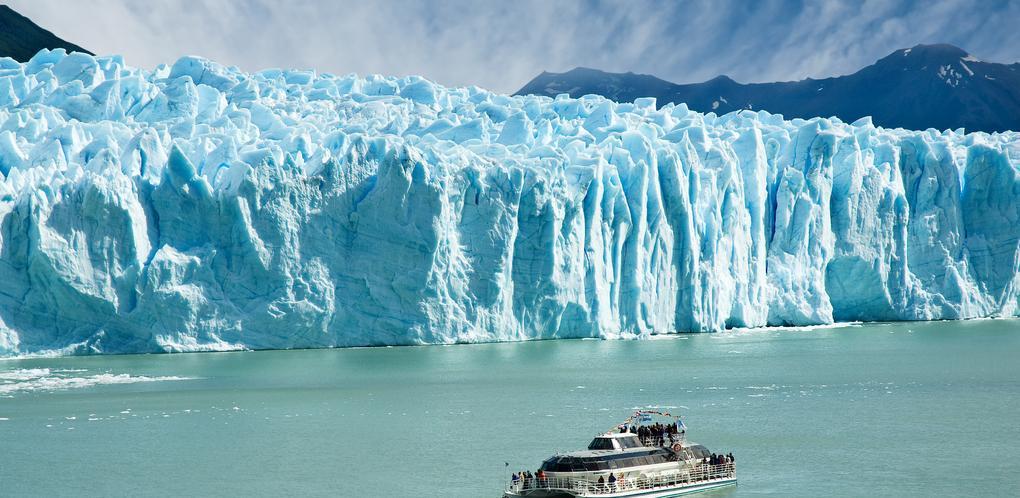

left=0, top=50, right=1018, bottom=355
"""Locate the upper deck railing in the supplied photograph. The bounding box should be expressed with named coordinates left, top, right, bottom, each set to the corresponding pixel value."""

left=637, top=433, right=685, bottom=448
left=505, top=462, right=735, bottom=496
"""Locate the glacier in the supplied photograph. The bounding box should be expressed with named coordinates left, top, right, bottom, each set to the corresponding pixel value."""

left=0, top=49, right=1017, bottom=356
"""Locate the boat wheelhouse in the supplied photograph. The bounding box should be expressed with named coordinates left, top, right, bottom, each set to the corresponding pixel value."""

left=504, top=410, right=736, bottom=497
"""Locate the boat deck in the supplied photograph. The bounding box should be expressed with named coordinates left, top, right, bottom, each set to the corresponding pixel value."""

left=504, top=462, right=736, bottom=497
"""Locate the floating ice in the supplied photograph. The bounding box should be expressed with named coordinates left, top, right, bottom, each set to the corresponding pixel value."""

left=0, top=49, right=1018, bottom=355
left=0, top=367, right=192, bottom=394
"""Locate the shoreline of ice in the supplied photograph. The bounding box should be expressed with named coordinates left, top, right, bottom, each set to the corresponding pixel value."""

left=3, top=316, right=1017, bottom=359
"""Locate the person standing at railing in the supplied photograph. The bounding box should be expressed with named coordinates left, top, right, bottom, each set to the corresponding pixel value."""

left=608, top=472, right=617, bottom=491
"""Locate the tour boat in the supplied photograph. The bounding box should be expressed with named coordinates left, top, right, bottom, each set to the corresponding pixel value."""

left=503, top=410, right=736, bottom=497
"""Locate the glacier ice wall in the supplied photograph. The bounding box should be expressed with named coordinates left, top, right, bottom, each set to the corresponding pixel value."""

left=0, top=50, right=1018, bottom=355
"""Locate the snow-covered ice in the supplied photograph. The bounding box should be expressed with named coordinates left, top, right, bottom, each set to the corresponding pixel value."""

left=0, top=49, right=1017, bottom=355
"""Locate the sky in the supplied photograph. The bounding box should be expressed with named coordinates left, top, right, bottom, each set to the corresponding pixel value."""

left=9, top=0, right=1020, bottom=94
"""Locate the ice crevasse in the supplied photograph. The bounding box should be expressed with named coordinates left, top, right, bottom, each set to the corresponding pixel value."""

left=0, top=49, right=1017, bottom=355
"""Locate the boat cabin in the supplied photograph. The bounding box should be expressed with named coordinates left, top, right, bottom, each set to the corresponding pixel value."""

left=586, top=433, right=645, bottom=450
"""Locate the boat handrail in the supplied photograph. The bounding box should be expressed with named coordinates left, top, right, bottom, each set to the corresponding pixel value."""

left=637, top=433, right=686, bottom=448
left=505, top=462, right=735, bottom=495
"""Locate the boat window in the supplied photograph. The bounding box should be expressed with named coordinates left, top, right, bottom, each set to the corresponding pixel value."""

left=689, top=445, right=711, bottom=459
left=542, top=457, right=576, bottom=472
left=617, top=436, right=643, bottom=449
left=552, top=449, right=675, bottom=471
left=587, top=438, right=617, bottom=450
left=540, top=458, right=556, bottom=472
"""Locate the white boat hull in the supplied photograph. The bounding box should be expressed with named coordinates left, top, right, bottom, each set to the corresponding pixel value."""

left=504, top=476, right=736, bottom=498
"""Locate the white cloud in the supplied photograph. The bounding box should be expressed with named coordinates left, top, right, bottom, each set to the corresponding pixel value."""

left=8, top=0, right=1020, bottom=94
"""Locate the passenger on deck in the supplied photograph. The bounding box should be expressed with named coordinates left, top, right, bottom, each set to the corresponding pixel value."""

left=728, top=452, right=735, bottom=463
left=512, top=473, right=519, bottom=485
left=608, top=472, right=617, bottom=489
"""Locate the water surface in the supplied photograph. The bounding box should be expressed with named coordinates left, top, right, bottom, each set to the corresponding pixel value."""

left=2, top=320, right=1019, bottom=497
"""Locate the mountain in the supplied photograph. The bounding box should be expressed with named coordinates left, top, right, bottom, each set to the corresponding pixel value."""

left=0, top=5, right=91, bottom=62
left=0, top=52, right=1017, bottom=355
left=516, top=44, right=1020, bottom=133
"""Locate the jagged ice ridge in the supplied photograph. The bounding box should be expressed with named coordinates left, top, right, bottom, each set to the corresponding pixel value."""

left=0, top=50, right=1018, bottom=355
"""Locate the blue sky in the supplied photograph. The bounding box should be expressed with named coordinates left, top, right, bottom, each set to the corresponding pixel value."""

left=10, top=0, right=1020, bottom=93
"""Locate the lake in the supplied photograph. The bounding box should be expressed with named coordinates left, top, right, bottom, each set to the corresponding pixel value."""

left=2, top=319, right=1019, bottom=497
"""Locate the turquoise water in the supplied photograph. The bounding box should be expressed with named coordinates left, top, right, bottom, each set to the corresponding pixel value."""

left=2, top=320, right=1019, bottom=497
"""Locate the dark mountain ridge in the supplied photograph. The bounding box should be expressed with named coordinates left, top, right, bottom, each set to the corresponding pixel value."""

left=517, top=44, right=1020, bottom=133
left=0, top=4, right=91, bottom=62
